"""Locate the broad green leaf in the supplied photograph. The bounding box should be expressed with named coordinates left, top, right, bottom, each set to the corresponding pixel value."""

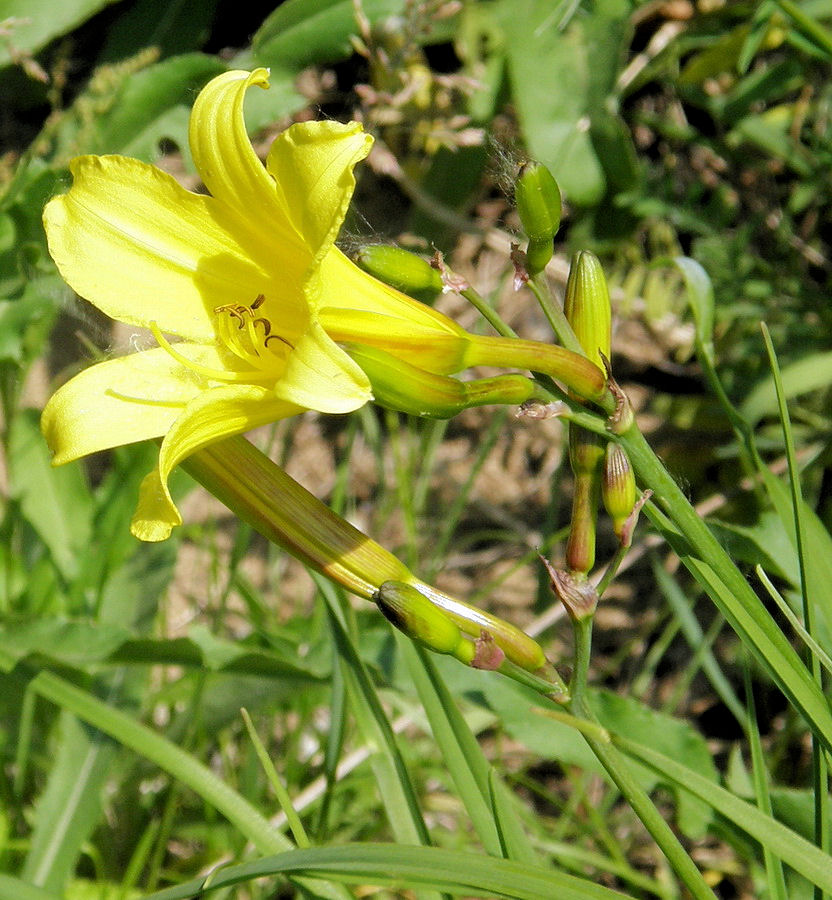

left=740, top=350, right=832, bottom=424
left=0, top=874, right=60, bottom=900
left=707, top=512, right=800, bottom=584
left=98, top=0, right=220, bottom=62
left=0, top=0, right=126, bottom=67
left=0, top=618, right=325, bottom=681
left=498, top=0, right=605, bottom=206
left=90, top=54, right=227, bottom=161
left=250, top=0, right=406, bottom=70
left=140, top=842, right=628, bottom=900
left=22, top=711, right=117, bottom=892
left=673, top=256, right=714, bottom=348
left=451, top=669, right=717, bottom=838
left=7, top=410, right=93, bottom=581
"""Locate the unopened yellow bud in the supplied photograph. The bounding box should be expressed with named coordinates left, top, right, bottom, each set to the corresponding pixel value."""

left=564, top=250, right=612, bottom=368
left=375, top=581, right=475, bottom=664
left=346, top=343, right=539, bottom=418
left=515, top=161, right=562, bottom=275
left=354, top=244, right=443, bottom=298
left=602, top=443, right=636, bottom=539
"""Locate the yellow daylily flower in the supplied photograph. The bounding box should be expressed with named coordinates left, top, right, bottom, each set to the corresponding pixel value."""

left=42, top=67, right=608, bottom=542
left=39, top=68, right=388, bottom=542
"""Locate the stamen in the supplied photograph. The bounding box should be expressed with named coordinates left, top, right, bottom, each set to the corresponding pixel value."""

left=149, top=322, right=260, bottom=383
left=265, top=333, right=295, bottom=349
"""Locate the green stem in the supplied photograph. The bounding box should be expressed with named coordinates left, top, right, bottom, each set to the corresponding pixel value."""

left=524, top=274, right=585, bottom=355
left=459, top=286, right=519, bottom=338
left=566, top=691, right=717, bottom=899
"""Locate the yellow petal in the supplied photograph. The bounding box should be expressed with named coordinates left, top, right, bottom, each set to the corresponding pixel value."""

left=318, top=247, right=465, bottom=338
left=266, top=120, right=372, bottom=271
left=275, top=320, right=372, bottom=413
left=318, top=248, right=471, bottom=374
left=43, top=155, right=269, bottom=341
left=188, top=68, right=308, bottom=283
left=131, top=384, right=301, bottom=541
left=41, top=345, right=235, bottom=463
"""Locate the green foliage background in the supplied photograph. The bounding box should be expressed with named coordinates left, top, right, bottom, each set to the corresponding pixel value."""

left=1, top=0, right=831, bottom=897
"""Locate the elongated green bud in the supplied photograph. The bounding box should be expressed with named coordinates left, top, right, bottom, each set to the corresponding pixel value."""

left=375, top=581, right=475, bottom=665
left=354, top=244, right=443, bottom=298
left=409, top=577, right=548, bottom=673
left=346, top=343, right=541, bottom=418
left=602, top=443, right=636, bottom=539
left=515, top=161, right=562, bottom=275
left=563, top=250, right=611, bottom=369
left=566, top=430, right=604, bottom=575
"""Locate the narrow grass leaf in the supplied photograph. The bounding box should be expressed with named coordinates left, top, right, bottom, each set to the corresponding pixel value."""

left=615, top=735, right=832, bottom=892
left=743, top=658, right=788, bottom=900
left=5, top=659, right=290, bottom=856
left=314, top=578, right=433, bottom=848
left=400, top=639, right=531, bottom=860
left=140, top=843, right=628, bottom=900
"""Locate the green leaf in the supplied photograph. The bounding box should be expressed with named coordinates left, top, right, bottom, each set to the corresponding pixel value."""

left=22, top=711, right=117, bottom=892
left=0, top=617, right=326, bottom=681
left=498, top=0, right=605, bottom=206
left=90, top=54, right=227, bottom=161
left=0, top=873, right=61, bottom=900
left=140, top=843, right=628, bottom=900
left=740, top=350, right=832, bottom=424
left=455, top=671, right=717, bottom=837
left=616, top=734, right=832, bottom=894
left=250, top=0, right=405, bottom=70
left=7, top=410, right=93, bottom=581
left=673, top=256, right=715, bottom=348
left=0, top=0, right=126, bottom=67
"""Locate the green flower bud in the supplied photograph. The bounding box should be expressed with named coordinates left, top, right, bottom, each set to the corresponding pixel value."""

left=602, top=443, right=637, bottom=540
left=375, top=581, right=475, bottom=665
left=515, top=161, right=562, bottom=275
left=564, top=250, right=612, bottom=369
left=354, top=244, right=443, bottom=298
left=566, top=430, right=604, bottom=575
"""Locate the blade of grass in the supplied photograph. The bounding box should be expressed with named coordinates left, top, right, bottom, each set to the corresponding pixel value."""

left=240, top=708, right=310, bottom=849
left=139, top=842, right=629, bottom=900
left=21, top=702, right=117, bottom=891
left=756, top=566, right=832, bottom=677
left=0, top=654, right=289, bottom=855
left=650, top=557, right=745, bottom=724
left=621, top=425, right=832, bottom=755
left=399, top=638, right=534, bottom=861
left=743, top=654, right=788, bottom=900
left=612, top=732, right=832, bottom=892
left=314, top=578, right=438, bottom=852
left=761, top=322, right=830, bottom=897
